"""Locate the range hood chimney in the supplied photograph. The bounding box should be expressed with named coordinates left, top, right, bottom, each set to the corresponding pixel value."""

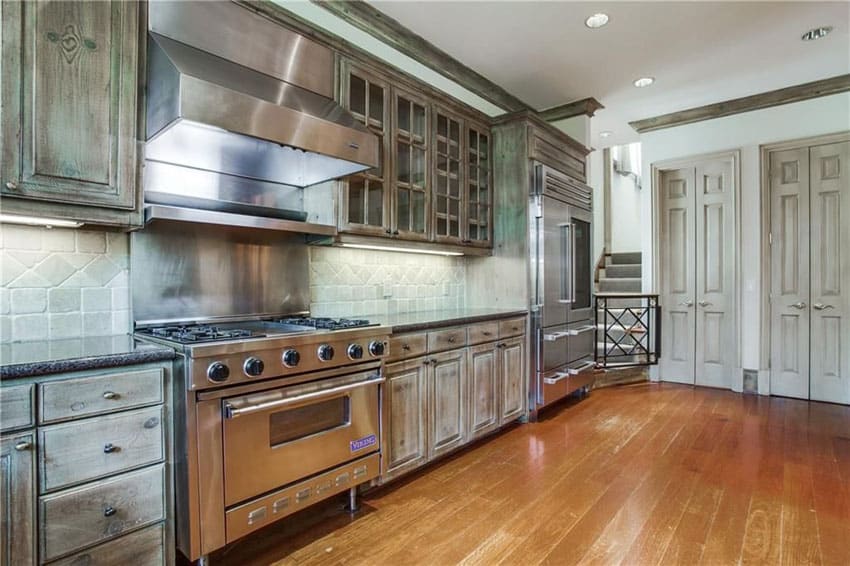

left=143, top=1, right=378, bottom=232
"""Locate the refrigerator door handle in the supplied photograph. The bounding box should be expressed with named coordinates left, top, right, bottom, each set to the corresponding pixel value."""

left=543, top=371, right=570, bottom=385
left=543, top=330, right=570, bottom=341
left=558, top=222, right=574, bottom=304
left=571, top=222, right=577, bottom=304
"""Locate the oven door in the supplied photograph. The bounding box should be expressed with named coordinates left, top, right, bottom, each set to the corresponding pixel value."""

left=221, top=371, right=382, bottom=507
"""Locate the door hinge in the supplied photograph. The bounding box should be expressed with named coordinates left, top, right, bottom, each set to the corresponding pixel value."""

left=533, top=196, right=543, bottom=218
left=768, top=232, right=772, bottom=245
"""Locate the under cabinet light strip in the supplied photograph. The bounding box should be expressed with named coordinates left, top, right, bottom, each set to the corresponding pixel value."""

left=0, top=214, right=83, bottom=228
left=339, top=243, right=464, bottom=257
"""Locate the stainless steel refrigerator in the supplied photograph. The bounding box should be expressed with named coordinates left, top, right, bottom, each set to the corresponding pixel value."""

left=529, top=163, right=596, bottom=411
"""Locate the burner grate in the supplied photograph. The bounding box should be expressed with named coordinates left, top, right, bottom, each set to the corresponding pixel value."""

left=141, top=325, right=262, bottom=344
left=277, top=317, right=375, bottom=331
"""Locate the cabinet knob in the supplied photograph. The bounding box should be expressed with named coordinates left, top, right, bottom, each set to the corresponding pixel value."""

left=402, top=344, right=411, bottom=351
left=103, top=506, right=117, bottom=517
left=102, top=391, right=119, bottom=400
left=14, top=441, right=31, bottom=451
left=448, top=336, right=456, bottom=343
left=423, top=358, right=431, bottom=365
left=5, top=181, right=18, bottom=190
left=393, top=230, right=400, bottom=235
left=103, top=443, right=119, bottom=454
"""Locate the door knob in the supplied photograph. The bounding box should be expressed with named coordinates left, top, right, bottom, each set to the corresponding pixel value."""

left=790, top=301, right=807, bottom=310
left=679, top=300, right=693, bottom=307
left=812, top=303, right=834, bottom=311
left=698, top=300, right=712, bottom=307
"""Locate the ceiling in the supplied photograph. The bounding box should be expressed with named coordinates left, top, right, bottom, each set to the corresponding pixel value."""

left=369, top=1, right=850, bottom=148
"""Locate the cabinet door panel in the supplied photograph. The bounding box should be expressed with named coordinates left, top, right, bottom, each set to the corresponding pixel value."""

left=338, top=63, right=390, bottom=235
left=467, top=344, right=498, bottom=440
left=393, top=89, right=430, bottom=240
left=0, top=433, right=36, bottom=566
left=1, top=0, right=139, bottom=209
left=429, top=349, right=466, bottom=458
left=500, top=337, right=526, bottom=423
left=465, top=123, right=492, bottom=246
left=433, top=108, right=464, bottom=244
left=383, top=359, right=428, bottom=479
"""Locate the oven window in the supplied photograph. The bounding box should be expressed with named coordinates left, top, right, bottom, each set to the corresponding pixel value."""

left=268, top=397, right=350, bottom=446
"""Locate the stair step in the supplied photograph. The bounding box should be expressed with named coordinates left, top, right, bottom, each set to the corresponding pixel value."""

left=605, top=264, right=642, bottom=278
left=608, top=252, right=642, bottom=265
left=598, top=278, right=642, bottom=293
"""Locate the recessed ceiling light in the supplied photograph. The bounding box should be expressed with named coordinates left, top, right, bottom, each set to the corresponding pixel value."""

left=801, top=26, right=833, bottom=41
left=585, top=13, right=610, bottom=29
left=600, top=131, right=613, bottom=138
left=633, top=77, right=655, bottom=88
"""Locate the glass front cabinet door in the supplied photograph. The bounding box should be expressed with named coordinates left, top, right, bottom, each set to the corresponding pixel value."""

left=339, top=62, right=391, bottom=236
left=393, top=89, right=430, bottom=240
left=432, top=107, right=464, bottom=245
left=465, top=123, right=492, bottom=247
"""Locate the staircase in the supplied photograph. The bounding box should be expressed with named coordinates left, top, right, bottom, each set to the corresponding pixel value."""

left=598, top=252, right=642, bottom=293
left=594, top=252, right=650, bottom=387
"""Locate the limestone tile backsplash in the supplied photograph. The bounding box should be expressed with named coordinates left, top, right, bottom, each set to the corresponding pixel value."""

left=309, top=247, right=465, bottom=318
left=0, top=224, right=130, bottom=343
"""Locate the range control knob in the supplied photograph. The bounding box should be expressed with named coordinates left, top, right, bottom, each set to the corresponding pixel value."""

left=368, top=340, right=386, bottom=357
left=318, top=344, right=335, bottom=362
left=243, top=357, right=264, bottom=377
left=207, top=362, right=230, bottom=383
left=347, top=343, right=364, bottom=360
left=282, top=349, right=300, bottom=368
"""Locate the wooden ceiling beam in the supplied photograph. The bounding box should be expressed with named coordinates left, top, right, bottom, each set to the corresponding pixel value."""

left=630, top=74, right=850, bottom=133
left=539, top=97, right=605, bottom=121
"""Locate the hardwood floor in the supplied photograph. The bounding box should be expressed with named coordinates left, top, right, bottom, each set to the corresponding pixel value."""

left=211, top=384, right=850, bottom=566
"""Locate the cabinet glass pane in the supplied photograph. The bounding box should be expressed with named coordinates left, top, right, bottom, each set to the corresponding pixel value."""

left=397, top=99, right=411, bottom=133
left=397, top=141, right=410, bottom=184
left=348, top=177, right=365, bottom=224
left=350, top=75, right=366, bottom=116
left=412, top=104, right=426, bottom=139
left=369, top=83, right=384, bottom=123
left=573, top=218, right=592, bottom=309
left=398, top=188, right=410, bottom=230
left=412, top=191, right=425, bottom=233
left=479, top=135, right=488, bottom=157
left=437, top=115, right=448, bottom=137
left=412, top=146, right=426, bottom=188
left=368, top=181, right=383, bottom=226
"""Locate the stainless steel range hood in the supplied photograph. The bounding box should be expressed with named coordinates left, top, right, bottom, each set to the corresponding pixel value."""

left=143, top=1, right=377, bottom=233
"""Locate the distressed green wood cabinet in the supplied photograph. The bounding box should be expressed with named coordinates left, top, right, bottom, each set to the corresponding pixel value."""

left=0, top=0, right=143, bottom=227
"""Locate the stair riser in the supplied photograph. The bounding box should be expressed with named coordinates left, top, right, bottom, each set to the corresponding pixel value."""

left=598, top=278, right=641, bottom=293
left=608, top=252, right=642, bottom=265
left=605, top=264, right=642, bottom=278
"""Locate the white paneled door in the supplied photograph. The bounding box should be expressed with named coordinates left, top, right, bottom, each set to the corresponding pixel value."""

left=659, top=155, right=736, bottom=387
left=770, top=140, right=850, bottom=404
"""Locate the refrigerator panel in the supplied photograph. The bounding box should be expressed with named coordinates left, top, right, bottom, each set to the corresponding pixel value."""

left=539, top=195, right=570, bottom=328
left=567, top=205, right=594, bottom=322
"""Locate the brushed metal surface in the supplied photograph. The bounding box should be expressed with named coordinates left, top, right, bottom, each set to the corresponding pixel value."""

left=144, top=19, right=378, bottom=189
left=143, top=204, right=336, bottom=238
left=130, top=222, right=310, bottom=325
left=148, top=1, right=333, bottom=98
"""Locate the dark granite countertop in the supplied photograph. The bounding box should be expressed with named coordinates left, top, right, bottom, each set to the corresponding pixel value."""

left=368, top=308, right=528, bottom=334
left=0, top=334, right=175, bottom=380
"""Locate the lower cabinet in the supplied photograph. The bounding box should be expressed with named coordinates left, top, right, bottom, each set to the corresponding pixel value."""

left=381, top=316, right=527, bottom=483
left=0, top=432, right=36, bottom=566
left=428, top=349, right=467, bottom=459
left=383, top=359, right=428, bottom=480
left=499, top=336, right=526, bottom=424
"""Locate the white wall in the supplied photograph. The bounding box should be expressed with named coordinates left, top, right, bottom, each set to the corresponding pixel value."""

left=641, top=92, right=850, bottom=374
left=610, top=143, right=642, bottom=253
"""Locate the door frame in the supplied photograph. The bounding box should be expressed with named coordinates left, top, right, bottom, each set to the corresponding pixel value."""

left=651, top=149, right=742, bottom=387
left=758, top=131, right=850, bottom=395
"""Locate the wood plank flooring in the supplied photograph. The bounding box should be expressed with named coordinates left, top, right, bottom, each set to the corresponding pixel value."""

left=210, top=384, right=850, bottom=566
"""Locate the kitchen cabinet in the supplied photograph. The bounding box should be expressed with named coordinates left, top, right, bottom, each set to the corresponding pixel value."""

left=379, top=314, right=526, bottom=484
left=337, top=58, right=492, bottom=251
left=499, top=336, right=526, bottom=424
left=427, top=349, right=467, bottom=458
left=0, top=0, right=143, bottom=227
left=383, top=359, right=429, bottom=480
left=467, top=343, right=499, bottom=440
left=0, top=361, right=172, bottom=565
left=0, top=432, right=37, bottom=566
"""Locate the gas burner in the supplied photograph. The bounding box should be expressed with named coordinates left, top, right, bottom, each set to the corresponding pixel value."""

left=139, top=325, right=263, bottom=344
left=276, top=317, right=377, bottom=331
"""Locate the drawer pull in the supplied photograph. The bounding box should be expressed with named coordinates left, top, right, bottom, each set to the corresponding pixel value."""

left=103, top=506, right=117, bottom=517
left=448, top=336, right=456, bottom=343
left=102, top=391, right=120, bottom=400
left=402, top=344, right=411, bottom=351
left=483, top=331, right=492, bottom=336
left=5, top=181, right=18, bottom=190
left=14, top=441, right=31, bottom=451
left=103, top=443, right=119, bottom=454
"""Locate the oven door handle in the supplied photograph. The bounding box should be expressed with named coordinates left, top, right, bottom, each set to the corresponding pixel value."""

left=223, top=376, right=385, bottom=419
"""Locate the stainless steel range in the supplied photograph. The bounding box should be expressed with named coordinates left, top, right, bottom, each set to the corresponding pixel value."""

left=136, top=316, right=389, bottom=562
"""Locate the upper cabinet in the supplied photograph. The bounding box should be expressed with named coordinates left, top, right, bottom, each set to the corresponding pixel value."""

left=0, top=0, right=143, bottom=227
left=338, top=59, right=492, bottom=251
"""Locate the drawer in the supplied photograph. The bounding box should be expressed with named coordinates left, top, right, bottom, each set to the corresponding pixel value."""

left=1, top=383, right=34, bottom=432
left=427, top=327, right=467, bottom=353
left=567, top=321, right=596, bottom=363
left=467, top=322, right=499, bottom=345
left=387, top=333, right=427, bottom=363
left=40, top=464, right=165, bottom=562
left=39, top=406, right=164, bottom=493
left=499, top=317, right=526, bottom=338
left=49, top=522, right=165, bottom=566
left=40, top=368, right=164, bottom=424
